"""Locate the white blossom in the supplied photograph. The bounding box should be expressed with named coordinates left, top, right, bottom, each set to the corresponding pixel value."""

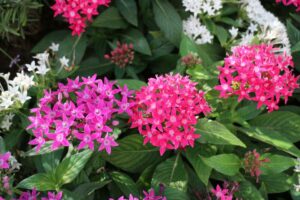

left=49, top=42, right=59, bottom=52
left=229, top=27, right=239, bottom=38
left=34, top=52, right=49, bottom=66
left=36, top=64, right=50, bottom=75
left=183, top=15, right=213, bottom=45
left=0, top=113, right=15, bottom=131
left=60, top=56, right=70, bottom=67
left=182, top=0, right=222, bottom=16
left=242, top=0, right=291, bottom=54
left=25, top=61, right=37, bottom=72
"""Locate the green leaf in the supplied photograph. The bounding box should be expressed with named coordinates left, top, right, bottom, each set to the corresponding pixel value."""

left=261, top=173, right=293, bottom=193
left=250, top=111, right=300, bottom=143
left=41, top=149, right=64, bottom=173
left=152, top=0, right=182, bottom=46
left=287, top=20, right=300, bottom=46
left=149, top=54, right=179, bottom=74
left=116, top=0, right=138, bottom=26
left=57, top=34, right=88, bottom=66
left=236, top=103, right=264, bottom=121
left=0, top=136, right=5, bottom=153
left=73, top=57, right=112, bottom=77
left=164, top=187, right=190, bottom=200
left=152, top=155, right=188, bottom=191
left=111, top=171, right=139, bottom=196
left=92, top=7, right=128, bottom=29
left=185, top=144, right=216, bottom=185
left=73, top=180, right=111, bottom=200
left=239, top=127, right=300, bottom=157
left=121, top=28, right=152, bottom=55
left=196, top=119, right=246, bottom=147
left=117, top=79, right=146, bottom=90
left=203, top=154, right=241, bottom=176
left=180, top=35, right=198, bottom=56
left=25, top=141, right=61, bottom=156
left=261, top=154, right=296, bottom=175
left=235, top=181, right=264, bottom=200
left=55, top=150, right=93, bottom=186
left=215, top=25, right=228, bottom=47
left=17, top=173, right=56, bottom=191
left=101, top=135, right=165, bottom=173
left=31, top=30, right=69, bottom=53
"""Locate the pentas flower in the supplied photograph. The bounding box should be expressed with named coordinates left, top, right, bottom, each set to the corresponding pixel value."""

left=215, top=44, right=299, bottom=112
left=130, top=74, right=211, bottom=155
left=27, top=75, right=134, bottom=154
left=51, top=0, right=111, bottom=36
left=18, top=189, right=39, bottom=200
left=181, top=52, right=202, bottom=68
left=244, top=149, right=270, bottom=183
left=41, top=192, right=63, bottom=200
left=104, top=42, right=135, bottom=68
left=110, top=189, right=166, bottom=200
left=276, top=0, right=300, bottom=11
left=0, top=152, right=11, bottom=169
left=211, top=182, right=239, bottom=200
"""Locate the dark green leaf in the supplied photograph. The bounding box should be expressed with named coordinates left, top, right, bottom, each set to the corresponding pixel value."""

left=117, top=79, right=146, bottom=90
left=250, top=111, right=300, bottom=143
left=164, top=187, right=190, bottom=200
left=287, top=20, right=300, bottom=46
left=261, top=173, right=293, bottom=193
left=101, top=135, right=165, bottom=173
left=203, top=154, right=241, bottom=176
left=116, top=0, right=138, bottom=26
left=121, top=28, right=152, bottom=55
left=25, top=141, right=61, bottom=156
left=261, top=154, right=296, bottom=175
left=111, top=171, right=139, bottom=196
left=73, top=180, right=111, bottom=200
left=196, top=119, right=246, bottom=147
left=235, top=181, right=264, bottom=200
left=55, top=150, right=93, bottom=186
left=152, top=155, right=188, bottom=191
left=17, top=173, right=56, bottom=191
left=153, top=0, right=182, bottom=46
left=92, top=7, right=128, bottom=29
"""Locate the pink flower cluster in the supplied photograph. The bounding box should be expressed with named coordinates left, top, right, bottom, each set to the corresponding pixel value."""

left=211, top=182, right=239, bottom=200
left=244, top=149, right=269, bottom=183
left=51, top=0, right=111, bottom=36
left=110, top=189, right=166, bottom=200
left=276, top=0, right=300, bottom=11
left=130, top=74, right=211, bottom=155
left=0, top=152, right=11, bottom=169
left=27, top=75, right=134, bottom=154
left=215, top=44, right=299, bottom=112
left=19, top=189, right=62, bottom=200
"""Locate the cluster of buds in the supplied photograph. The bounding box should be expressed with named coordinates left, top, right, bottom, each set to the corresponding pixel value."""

left=244, top=149, right=269, bottom=182
left=181, top=52, right=202, bottom=68
left=105, top=42, right=135, bottom=68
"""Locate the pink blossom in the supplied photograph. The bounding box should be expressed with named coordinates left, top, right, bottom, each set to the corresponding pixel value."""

left=41, top=191, right=63, bottom=200
left=0, top=152, right=11, bottom=169
left=143, top=189, right=166, bottom=200
left=18, top=188, right=39, bottom=200
left=276, top=0, right=300, bottom=11
left=51, top=0, right=111, bottom=35
left=104, top=42, right=135, bottom=68
left=130, top=74, right=211, bottom=155
left=27, top=76, right=134, bottom=154
left=211, top=185, right=230, bottom=200
left=215, top=44, right=299, bottom=112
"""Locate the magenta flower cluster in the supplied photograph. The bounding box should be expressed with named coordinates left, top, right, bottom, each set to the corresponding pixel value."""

left=0, top=152, right=11, bottom=169
left=130, top=74, right=211, bottom=155
left=276, top=0, right=300, bottom=11
left=27, top=75, right=134, bottom=154
left=18, top=189, right=62, bottom=200
left=110, top=189, right=166, bottom=200
left=215, top=44, right=299, bottom=112
left=211, top=181, right=239, bottom=200
left=51, top=0, right=111, bottom=36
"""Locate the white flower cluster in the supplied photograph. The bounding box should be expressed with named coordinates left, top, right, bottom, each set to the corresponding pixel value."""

left=242, top=0, right=291, bottom=54
left=182, top=0, right=222, bottom=16
left=182, top=0, right=222, bottom=45
left=183, top=16, right=214, bottom=45
left=0, top=72, right=35, bottom=110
